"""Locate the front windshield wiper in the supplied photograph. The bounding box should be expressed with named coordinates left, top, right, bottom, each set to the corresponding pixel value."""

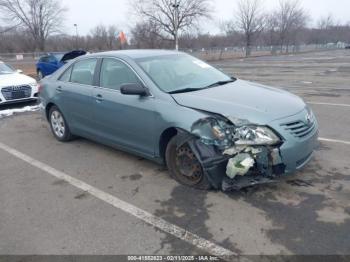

left=204, top=78, right=236, bottom=88
left=169, top=87, right=203, bottom=94
left=168, top=78, right=236, bottom=94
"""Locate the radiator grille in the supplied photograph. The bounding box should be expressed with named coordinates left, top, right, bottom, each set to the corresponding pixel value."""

left=1, top=85, right=32, bottom=101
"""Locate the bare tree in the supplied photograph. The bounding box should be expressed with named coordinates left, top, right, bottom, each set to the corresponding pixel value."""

left=107, top=25, right=119, bottom=50
left=130, top=21, right=167, bottom=49
left=90, top=25, right=109, bottom=51
left=0, top=0, right=67, bottom=51
left=234, top=0, right=264, bottom=57
left=317, top=14, right=334, bottom=30
left=274, top=0, right=308, bottom=53
left=132, top=0, right=212, bottom=50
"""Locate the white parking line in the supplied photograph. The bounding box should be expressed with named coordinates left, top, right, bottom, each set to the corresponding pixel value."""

left=307, top=102, right=350, bottom=108
left=319, top=138, right=350, bottom=145
left=0, top=142, right=235, bottom=259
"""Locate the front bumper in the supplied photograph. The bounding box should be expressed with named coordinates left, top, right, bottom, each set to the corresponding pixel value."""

left=0, top=85, right=39, bottom=105
left=269, top=108, right=319, bottom=174
left=187, top=109, right=319, bottom=191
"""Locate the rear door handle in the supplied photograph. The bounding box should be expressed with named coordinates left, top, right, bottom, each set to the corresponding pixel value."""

left=96, top=94, right=104, bottom=102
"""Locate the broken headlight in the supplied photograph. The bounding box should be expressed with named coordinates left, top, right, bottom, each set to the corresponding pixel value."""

left=234, top=126, right=281, bottom=146
left=191, top=117, right=281, bottom=149
left=191, top=117, right=235, bottom=149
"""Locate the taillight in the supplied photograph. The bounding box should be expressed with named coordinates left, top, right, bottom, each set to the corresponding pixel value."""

left=38, top=84, right=43, bottom=93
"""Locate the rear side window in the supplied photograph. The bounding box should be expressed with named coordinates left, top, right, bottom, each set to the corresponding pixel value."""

left=71, top=59, right=97, bottom=86
left=100, top=58, right=140, bottom=90
left=59, top=66, right=72, bottom=82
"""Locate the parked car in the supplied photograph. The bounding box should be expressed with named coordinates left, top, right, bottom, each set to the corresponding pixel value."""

left=0, top=61, right=38, bottom=105
left=36, top=50, right=87, bottom=79
left=39, top=50, right=319, bottom=191
left=345, top=46, right=350, bottom=49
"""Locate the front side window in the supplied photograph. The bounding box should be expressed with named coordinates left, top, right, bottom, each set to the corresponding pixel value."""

left=100, top=58, right=140, bottom=90
left=136, top=54, right=232, bottom=93
left=71, top=59, right=97, bottom=86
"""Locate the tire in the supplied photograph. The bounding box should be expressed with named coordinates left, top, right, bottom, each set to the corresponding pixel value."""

left=165, top=135, right=212, bottom=190
left=48, top=106, right=74, bottom=142
left=37, top=70, right=43, bottom=80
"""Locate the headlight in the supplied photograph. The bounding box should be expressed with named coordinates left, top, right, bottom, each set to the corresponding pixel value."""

left=191, top=117, right=235, bottom=148
left=234, top=126, right=281, bottom=146
left=191, top=117, right=281, bottom=148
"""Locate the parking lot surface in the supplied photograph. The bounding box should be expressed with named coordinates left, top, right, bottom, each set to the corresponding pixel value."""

left=1, top=50, right=350, bottom=256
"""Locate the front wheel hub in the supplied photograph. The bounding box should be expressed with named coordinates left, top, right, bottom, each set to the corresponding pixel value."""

left=176, top=144, right=203, bottom=182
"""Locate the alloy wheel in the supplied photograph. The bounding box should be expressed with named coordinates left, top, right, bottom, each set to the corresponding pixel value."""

left=50, top=110, right=65, bottom=138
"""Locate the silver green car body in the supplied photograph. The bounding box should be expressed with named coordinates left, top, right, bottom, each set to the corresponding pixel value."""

left=39, top=50, right=319, bottom=190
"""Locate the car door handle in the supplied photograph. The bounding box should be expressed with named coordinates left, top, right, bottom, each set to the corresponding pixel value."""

left=96, top=94, right=104, bottom=102
left=56, top=86, right=63, bottom=92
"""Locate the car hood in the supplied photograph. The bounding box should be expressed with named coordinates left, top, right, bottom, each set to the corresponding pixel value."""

left=0, top=73, right=36, bottom=87
left=171, top=79, right=306, bottom=125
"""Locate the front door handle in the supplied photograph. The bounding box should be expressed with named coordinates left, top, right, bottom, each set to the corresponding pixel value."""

left=56, top=86, right=63, bottom=92
left=96, top=94, right=104, bottom=102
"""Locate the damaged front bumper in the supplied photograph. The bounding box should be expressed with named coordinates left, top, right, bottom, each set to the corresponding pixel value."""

left=187, top=139, right=288, bottom=191
left=183, top=109, right=319, bottom=191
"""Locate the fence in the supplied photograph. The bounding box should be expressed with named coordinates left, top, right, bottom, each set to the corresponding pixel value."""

left=0, top=43, right=348, bottom=63
left=184, top=43, right=347, bottom=61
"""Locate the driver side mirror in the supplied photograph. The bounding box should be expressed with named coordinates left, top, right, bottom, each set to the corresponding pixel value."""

left=120, top=83, right=149, bottom=96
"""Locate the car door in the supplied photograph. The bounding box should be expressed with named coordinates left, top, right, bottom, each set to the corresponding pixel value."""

left=57, top=58, right=98, bottom=136
left=92, top=58, right=156, bottom=156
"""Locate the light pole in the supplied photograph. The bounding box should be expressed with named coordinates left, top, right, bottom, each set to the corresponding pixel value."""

left=172, top=1, right=179, bottom=50
left=74, top=24, right=79, bottom=49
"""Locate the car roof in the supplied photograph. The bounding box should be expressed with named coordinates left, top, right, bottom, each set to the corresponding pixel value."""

left=88, top=49, right=182, bottom=59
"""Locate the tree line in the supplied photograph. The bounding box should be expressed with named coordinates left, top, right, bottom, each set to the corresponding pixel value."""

left=0, top=0, right=349, bottom=55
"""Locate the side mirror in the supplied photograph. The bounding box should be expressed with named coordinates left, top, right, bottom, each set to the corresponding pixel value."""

left=16, top=69, right=23, bottom=74
left=120, top=83, right=148, bottom=96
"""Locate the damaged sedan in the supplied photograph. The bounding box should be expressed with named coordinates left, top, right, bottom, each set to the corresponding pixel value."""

left=39, top=50, right=319, bottom=191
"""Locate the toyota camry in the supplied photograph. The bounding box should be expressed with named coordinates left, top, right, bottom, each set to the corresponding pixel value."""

left=39, top=50, right=319, bottom=191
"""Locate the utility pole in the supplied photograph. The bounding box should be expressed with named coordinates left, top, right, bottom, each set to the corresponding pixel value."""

left=172, top=1, right=180, bottom=50
left=74, top=24, right=79, bottom=49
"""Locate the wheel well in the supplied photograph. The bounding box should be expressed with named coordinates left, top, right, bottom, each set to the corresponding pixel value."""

left=159, top=127, right=178, bottom=163
left=45, top=102, right=55, bottom=120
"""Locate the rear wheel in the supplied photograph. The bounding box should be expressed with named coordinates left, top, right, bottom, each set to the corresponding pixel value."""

left=49, top=106, right=73, bottom=142
left=165, top=136, right=211, bottom=190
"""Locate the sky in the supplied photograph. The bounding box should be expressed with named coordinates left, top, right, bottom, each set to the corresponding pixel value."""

left=61, top=0, right=350, bottom=35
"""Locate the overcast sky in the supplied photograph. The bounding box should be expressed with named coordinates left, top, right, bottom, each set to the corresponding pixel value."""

left=61, top=0, right=350, bottom=35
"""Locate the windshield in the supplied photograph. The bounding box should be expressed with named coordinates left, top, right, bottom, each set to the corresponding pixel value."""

left=0, top=62, right=15, bottom=74
left=136, top=54, right=232, bottom=93
left=53, top=53, right=64, bottom=61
